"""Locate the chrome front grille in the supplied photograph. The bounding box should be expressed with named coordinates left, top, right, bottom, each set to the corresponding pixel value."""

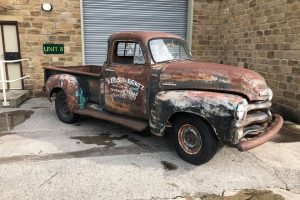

left=233, top=100, right=272, bottom=144
left=235, top=112, right=270, bottom=128
left=246, top=101, right=271, bottom=113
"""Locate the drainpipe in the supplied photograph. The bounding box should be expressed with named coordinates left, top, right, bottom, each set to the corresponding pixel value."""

left=80, top=0, right=85, bottom=65
left=187, top=0, right=194, bottom=50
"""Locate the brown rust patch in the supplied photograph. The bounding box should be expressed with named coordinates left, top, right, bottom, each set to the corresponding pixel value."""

left=44, top=65, right=102, bottom=78
left=108, top=31, right=182, bottom=46
left=104, top=64, right=148, bottom=119
left=45, top=74, right=80, bottom=111
left=159, top=60, right=268, bottom=101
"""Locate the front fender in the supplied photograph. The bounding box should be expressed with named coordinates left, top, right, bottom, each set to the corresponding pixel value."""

left=149, top=90, right=244, bottom=142
left=46, top=74, right=80, bottom=111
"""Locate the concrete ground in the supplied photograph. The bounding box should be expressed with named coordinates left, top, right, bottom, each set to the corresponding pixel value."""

left=0, top=98, right=299, bottom=200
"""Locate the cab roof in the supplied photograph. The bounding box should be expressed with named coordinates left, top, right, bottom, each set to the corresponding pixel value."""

left=108, top=31, right=182, bottom=43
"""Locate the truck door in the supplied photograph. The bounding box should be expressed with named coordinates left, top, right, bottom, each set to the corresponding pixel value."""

left=104, top=41, right=149, bottom=119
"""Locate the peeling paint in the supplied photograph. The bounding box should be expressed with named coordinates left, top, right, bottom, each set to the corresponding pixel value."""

left=159, top=60, right=269, bottom=101
left=43, top=31, right=282, bottom=151
left=149, top=90, right=244, bottom=142
left=105, top=77, right=144, bottom=101
left=45, top=74, right=80, bottom=111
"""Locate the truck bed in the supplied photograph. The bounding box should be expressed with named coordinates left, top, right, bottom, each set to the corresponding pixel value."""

left=44, top=65, right=103, bottom=78
left=44, top=65, right=103, bottom=103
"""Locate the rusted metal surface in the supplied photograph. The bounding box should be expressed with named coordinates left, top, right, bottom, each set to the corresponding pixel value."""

left=108, top=31, right=181, bottom=47
left=45, top=65, right=101, bottom=108
left=45, top=74, right=80, bottom=111
left=149, top=90, right=244, bottom=142
left=44, top=31, right=282, bottom=151
left=74, top=109, right=148, bottom=131
left=158, top=60, right=269, bottom=101
left=178, top=124, right=202, bottom=155
left=44, top=66, right=102, bottom=78
left=104, top=64, right=149, bottom=119
left=237, top=114, right=283, bottom=151
left=106, top=32, right=183, bottom=67
left=102, top=32, right=170, bottom=119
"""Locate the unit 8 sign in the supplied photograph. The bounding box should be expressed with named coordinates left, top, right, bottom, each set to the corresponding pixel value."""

left=43, top=44, right=64, bottom=54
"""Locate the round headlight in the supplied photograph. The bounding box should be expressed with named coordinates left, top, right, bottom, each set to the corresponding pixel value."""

left=268, top=88, right=273, bottom=101
left=235, top=100, right=248, bottom=120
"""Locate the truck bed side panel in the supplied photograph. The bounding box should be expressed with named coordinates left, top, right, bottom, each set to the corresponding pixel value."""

left=44, top=66, right=102, bottom=104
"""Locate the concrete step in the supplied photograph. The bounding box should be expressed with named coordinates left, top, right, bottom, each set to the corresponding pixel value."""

left=0, top=90, right=30, bottom=108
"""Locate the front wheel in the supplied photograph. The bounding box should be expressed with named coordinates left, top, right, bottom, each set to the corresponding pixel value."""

left=171, top=115, right=218, bottom=165
left=55, top=90, right=79, bottom=124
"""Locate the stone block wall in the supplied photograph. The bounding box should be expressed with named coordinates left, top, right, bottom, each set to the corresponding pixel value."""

left=192, top=0, right=300, bottom=123
left=0, top=0, right=82, bottom=96
left=1, top=0, right=299, bottom=122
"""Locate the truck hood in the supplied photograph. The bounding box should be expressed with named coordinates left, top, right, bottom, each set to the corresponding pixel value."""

left=159, top=60, right=269, bottom=101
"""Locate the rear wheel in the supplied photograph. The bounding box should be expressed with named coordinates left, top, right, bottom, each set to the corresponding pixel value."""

left=55, top=90, right=79, bottom=124
left=171, top=114, right=218, bottom=165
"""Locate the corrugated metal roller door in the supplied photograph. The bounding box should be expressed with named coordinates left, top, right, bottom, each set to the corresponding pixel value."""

left=82, top=0, right=188, bottom=65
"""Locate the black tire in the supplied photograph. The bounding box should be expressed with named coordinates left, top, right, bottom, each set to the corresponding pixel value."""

left=171, top=114, right=218, bottom=165
left=55, top=90, right=79, bottom=124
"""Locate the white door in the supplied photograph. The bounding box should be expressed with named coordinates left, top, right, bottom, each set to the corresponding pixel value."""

left=0, top=22, right=23, bottom=90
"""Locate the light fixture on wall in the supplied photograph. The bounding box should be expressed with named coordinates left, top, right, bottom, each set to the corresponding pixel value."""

left=41, top=3, right=53, bottom=12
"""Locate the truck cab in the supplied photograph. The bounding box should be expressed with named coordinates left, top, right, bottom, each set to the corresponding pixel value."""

left=44, top=32, right=283, bottom=165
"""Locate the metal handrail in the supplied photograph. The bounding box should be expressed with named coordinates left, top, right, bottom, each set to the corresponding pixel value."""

left=0, top=59, right=31, bottom=106
left=0, top=75, right=30, bottom=83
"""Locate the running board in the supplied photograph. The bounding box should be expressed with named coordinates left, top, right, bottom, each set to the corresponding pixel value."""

left=74, top=109, right=148, bottom=131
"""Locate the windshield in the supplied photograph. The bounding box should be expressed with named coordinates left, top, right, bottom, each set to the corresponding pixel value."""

left=149, top=38, right=192, bottom=63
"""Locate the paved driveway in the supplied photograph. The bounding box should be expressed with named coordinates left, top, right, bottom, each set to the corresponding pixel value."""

left=0, top=98, right=299, bottom=200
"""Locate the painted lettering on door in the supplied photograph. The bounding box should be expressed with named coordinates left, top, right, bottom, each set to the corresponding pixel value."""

left=105, top=77, right=144, bottom=101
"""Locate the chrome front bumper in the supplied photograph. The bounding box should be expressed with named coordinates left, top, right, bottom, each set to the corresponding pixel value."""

left=237, top=114, right=283, bottom=151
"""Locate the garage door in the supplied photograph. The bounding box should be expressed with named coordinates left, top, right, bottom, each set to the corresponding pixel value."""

left=82, top=0, right=188, bottom=65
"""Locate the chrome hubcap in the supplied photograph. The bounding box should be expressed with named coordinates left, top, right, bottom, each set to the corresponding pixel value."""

left=178, top=124, right=202, bottom=154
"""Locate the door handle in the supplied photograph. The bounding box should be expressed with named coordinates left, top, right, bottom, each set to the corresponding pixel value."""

left=104, top=68, right=116, bottom=77
left=105, top=68, right=114, bottom=72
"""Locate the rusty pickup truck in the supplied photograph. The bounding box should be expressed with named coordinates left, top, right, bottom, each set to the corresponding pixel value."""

left=44, top=31, right=283, bottom=165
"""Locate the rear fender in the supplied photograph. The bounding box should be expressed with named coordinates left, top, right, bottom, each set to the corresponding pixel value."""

left=149, top=90, right=244, bottom=142
left=46, top=74, right=81, bottom=111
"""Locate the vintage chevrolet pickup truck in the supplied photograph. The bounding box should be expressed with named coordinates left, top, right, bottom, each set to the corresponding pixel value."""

left=44, top=32, right=283, bottom=165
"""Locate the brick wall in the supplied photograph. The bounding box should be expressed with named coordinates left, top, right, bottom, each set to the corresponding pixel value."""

left=192, top=0, right=300, bottom=123
left=0, top=0, right=82, bottom=96
left=192, top=0, right=222, bottom=62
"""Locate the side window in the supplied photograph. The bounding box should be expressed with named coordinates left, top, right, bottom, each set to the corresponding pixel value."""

left=104, top=42, right=109, bottom=63
left=134, top=44, right=145, bottom=65
left=114, top=42, right=145, bottom=65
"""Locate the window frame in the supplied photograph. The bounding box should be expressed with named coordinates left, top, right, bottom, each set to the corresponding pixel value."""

left=113, top=40, right=146, bottom=65
left=148, top=37, right=192, bottom=64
